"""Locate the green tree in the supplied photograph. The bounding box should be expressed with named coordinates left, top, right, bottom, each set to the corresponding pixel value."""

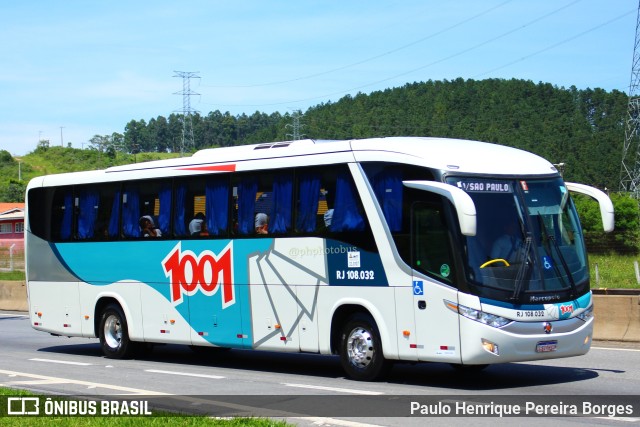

left=0, top=179, right=26, bottom=202
left=574, top=192, right=639, bottom=254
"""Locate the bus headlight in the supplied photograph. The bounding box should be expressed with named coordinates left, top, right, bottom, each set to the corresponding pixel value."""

left=576, top=304, right=594, bottom=322
left=445, top=300, right=513, bottom=328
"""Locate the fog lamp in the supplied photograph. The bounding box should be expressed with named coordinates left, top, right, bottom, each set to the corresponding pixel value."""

left=481, top=338, right=499, bottom=355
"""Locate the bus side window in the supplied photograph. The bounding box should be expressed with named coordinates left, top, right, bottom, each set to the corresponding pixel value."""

left=205, top=175, right=229, bottom=237
left=76, top=189, right=100, bottom=240
left=329, top=171, right=365, bottom=232
left=270, top=172, right=292, bottom=234
left=295, top=171, right=321, bottom=233
left=316, top=165, right=376, bottom=251
left=233, top=172, right=292, bottom=236
left=121, top=180, right=171, bottom=238
left=50, top=187, right=73, bottom=242
left=27, top=187, right=50, bottom=241
left=173, top=182, right=189, bottom=237
left=176, top=175, right=230, bottom=238
left=235, top=176, right=258, bottom=235
left=121, top=187, right=141, bottom=238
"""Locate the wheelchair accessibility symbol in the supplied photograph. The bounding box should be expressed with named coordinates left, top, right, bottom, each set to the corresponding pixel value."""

left=413, top=280, right=424, bottom=296
left=542, top=256, right=553, bottom=270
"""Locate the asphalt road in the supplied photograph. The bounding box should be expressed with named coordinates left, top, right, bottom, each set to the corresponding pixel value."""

left=1, top=310, right=639, bottom=426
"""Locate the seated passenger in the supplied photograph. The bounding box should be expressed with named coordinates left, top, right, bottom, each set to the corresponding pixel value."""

left=323, top=209, right=334, bottom=228
left=139, top=215, right=162, bottom=237
left=188, top=212, right=206, bottom=236
left=255, top=213, right=269, bottom=235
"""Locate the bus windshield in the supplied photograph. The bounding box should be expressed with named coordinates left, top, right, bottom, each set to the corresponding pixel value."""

left=447, top=177, right=588, bottom=303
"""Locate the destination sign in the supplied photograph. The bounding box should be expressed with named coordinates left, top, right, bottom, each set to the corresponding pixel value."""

left=455, top=180, right=512, bottom=193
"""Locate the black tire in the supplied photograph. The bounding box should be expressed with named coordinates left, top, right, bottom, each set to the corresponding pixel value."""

left=339, top=313, right=390, bottom=381
left=98, top=304, right=136, bottom=359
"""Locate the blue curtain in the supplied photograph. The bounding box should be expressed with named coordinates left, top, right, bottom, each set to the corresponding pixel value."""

left=122, top=189, right=140, bottom=238
left=60, top=192, right=73, bottom=240
left=206, top=177, right=228, bottom=236
left=173, top=184, right=187, bottom=236
left=108, top=191, right=121, bottom=238
left=331, top=173, right=365, bottom=232
left=77, top=190, right=99, bottom=239
left=237, top=178, right=257, bottom=235
left=158, top=184, right=172, bottom=235
left=296, top=172, right=320, bottom=232
left=271, top=174, right=292, bottom=234
left=371, top=169, right=403, bottom=232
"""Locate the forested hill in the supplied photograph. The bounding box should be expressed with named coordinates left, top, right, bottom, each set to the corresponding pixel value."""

left=306, top=78, right=626, bottom=190
left=1, top=77, right=625, bottom=200
left=121, top=78, right=627, bottom=190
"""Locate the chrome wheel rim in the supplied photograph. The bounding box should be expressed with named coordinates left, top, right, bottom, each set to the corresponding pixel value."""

left=104, top=314, right=122, bottom=350
left=346, top=326, right=374, bottom=369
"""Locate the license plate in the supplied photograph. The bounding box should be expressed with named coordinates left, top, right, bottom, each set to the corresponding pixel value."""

left=536, top=340, right=558, bottom=353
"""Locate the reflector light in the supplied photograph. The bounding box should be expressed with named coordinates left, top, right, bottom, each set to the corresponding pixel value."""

left=403, top=330, right=411, bottom=337
left=410, top=344, right=417, bottom=349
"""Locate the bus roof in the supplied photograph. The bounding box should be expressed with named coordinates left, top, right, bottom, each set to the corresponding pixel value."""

left=28, top=137, right=558, bottom=188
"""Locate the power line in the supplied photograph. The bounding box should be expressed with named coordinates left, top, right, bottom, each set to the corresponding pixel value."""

left=285, top=110, right=305, bottom=141
left=201, top=0, right=516, bottom=89
left=204, top=0, right=606, bottom=110
left=620, top=1, right=640, bottom=196
left=173, top=71, right=201, bottom=155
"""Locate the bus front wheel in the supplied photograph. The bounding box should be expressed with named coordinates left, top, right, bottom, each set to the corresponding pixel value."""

left=98, top=304, right=135, bottom=359
left=339, top=313, right=389, bottom=381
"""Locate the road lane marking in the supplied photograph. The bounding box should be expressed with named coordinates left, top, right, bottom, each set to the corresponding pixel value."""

left=594, top=417, right=640, bottom=422
left=145, top=369, right=224, bottom=379
left=30, top=358, right=92, bottom=366
left=5, top=379, right=68, bottom=386
left=0, top=369, right=168, bottom=395
left=294, top=417, right=384, bottom=427
left=592, top=346, right=640, bottom=353
left=0, top=370, right=444, bottom=427
left=282, top=383, right=384, bottom=395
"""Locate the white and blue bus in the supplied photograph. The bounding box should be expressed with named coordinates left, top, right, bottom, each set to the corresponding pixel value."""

left=25, top=137, right=614, bottom=381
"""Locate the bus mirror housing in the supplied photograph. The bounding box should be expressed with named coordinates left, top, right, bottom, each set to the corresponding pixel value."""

left=403, top=180, right=477, bottom=236
left=565, top=182, right=615, bottom=233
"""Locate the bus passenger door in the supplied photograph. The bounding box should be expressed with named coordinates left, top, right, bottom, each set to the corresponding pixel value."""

left=410, top=201, right=462, bottom=363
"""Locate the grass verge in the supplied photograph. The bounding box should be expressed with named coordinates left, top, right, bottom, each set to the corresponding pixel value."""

left=0, top=388, right=291, bottom=426
left=589, top=254, right=640, bottom=289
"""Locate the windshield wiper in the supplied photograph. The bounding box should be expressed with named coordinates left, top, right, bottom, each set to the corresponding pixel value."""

left=511, top=235, right=532, bottom=302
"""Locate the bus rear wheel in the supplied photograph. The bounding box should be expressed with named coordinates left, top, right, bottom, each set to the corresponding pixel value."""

left=339, top=313, right=389, bottom=381
left=98, top=304, right=135, bottom=359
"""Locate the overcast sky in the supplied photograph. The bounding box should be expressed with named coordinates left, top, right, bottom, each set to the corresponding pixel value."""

left=0, top=0, right=636, bottom=155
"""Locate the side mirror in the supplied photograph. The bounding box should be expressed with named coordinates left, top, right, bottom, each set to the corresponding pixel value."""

left=403, top=181, right=477, bottom=236
left=565, top=182, right=615, bottom=232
